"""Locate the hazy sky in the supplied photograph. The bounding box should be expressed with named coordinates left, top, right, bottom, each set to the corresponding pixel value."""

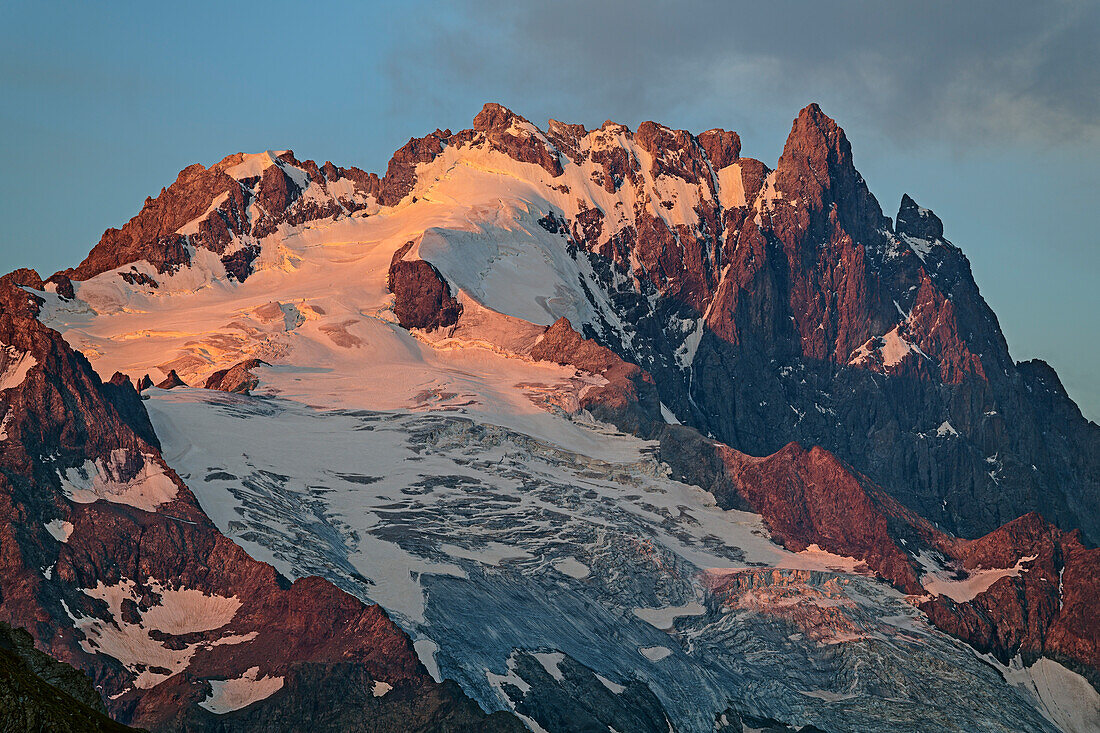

left=1, top=1, right=1096, bottom=419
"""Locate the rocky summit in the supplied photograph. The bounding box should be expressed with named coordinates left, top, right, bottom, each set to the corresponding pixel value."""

left=0, top=103, right=1097, bottom=732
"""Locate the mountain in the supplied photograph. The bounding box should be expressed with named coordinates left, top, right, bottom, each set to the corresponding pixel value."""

left=1, top=102, right=1097, bottom=731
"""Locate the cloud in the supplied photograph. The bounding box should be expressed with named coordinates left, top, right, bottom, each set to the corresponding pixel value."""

left=388, top=0, right=1099, bottom=147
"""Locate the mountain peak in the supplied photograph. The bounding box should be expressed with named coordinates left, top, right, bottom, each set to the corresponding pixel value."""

left=473, top=102, right=530, bottom=132
left=781, top=102, right=847, bottom=164
left=796, top=101, right=832, bottom=125
left=896, top=193, right=944, bottom=241
left=781, top=103, right=847, bottom=156
left=773, top=102, right=886, bottom=247
left=471, top=102, right=563, bottom=176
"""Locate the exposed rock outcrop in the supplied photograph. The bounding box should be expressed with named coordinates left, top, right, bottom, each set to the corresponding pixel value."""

left=473, top=103, right=564, bottom=178
left=204, top=359, right=267, bottom=395
left=530, top=317, right=662, bottom=438
left=154, top=370, right=187, bottom=389
left=919, top=514, right=1100, bottom=689
left=0, top=267, right=45, bottom=291
left=387, top=242, right=462, bottom=331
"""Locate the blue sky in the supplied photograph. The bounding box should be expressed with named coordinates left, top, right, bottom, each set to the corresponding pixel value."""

left=1, top=1, right=1096, bottom=419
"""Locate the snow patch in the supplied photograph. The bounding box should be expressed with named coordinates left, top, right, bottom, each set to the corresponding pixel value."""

left=177, top=192, right=230, bottom=236
left=0, top=345, right=37, bottom=391
left=921, top=555, right=1037, bottom=602
left=532, top=651, right=566, bottom=682
left=799, top=689, right=857, bottom=702
left=848, top=326, right=927, bottom=370
left=486, top=651, right=532, bottom=697
left=44, top=519, right=74, bottom=543
left=673, top=318, right=704, bottom=369
left=440, top=541, right=533, bottom=567
left=225, top=151, right=287, bottom=180
left=881, top=327, right=918, bottom=367
left=414, top=638, right=441, bottom=682
left=595, top=673, right=626, bottom=695
left=67, top=578, right=247, bottom=689
left=936, top=420, right=958, bottom=437
left=60, top=450, right=178, bottom=511
left=639, top=645, right=672, bottom=661
left=715, top=164, right=746, bottom=208
left=900, top=234, right=934, bottom=263
left=996, top=656, right=1100, bottom=733
left=415, top=206, right=600, bottom=329
left=778, top=545, right=867, bottom=574
left=200, top=666, right=285, bottom=714
left=551, top=556, right=590, bottom=579
left=632, top=601, right=705, bottom=630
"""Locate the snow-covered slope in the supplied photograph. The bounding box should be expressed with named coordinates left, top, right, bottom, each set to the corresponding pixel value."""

left=139, top=387, right=1061, bottom=732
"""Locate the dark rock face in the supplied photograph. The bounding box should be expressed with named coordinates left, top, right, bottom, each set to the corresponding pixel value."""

left=220, top=245, right=260, bottom=283
left=0, top=282, right=518, bottom=731
left=715, top=443, right=931, bottom=595
left=495, top=651, right=668, bottom=733
left=65, top=160, right=234, bottom=280
left=0, top=267, right=45, bottom=290
left=47, top=273, right=76, bottom=300
left=657, top=427, right=940, bottom=596
left=372, top=131, right=448, bottom=207
left=203, top=359, right=267, bottom=395
left=160, top=665, right=524, bottom=733
left=715, top=708, right=827, bottom=733
left=3, top=621, right=109, bottom=714
left=154, top=369, right=187, bottom=389
left=696, top=128, right=741, bottom=170
left=530, top=317, right=662, bottom=438
left=896, top=193, right=944, bottom=240
left=387, top=242, right=463, bottom=331
left=0, top=622, right=135, bottom=732
left=119, top=268, right=160, bottom=289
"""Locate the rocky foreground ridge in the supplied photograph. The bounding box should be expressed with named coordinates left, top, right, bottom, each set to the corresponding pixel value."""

left=1, top=102, right=1097, bottom=730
